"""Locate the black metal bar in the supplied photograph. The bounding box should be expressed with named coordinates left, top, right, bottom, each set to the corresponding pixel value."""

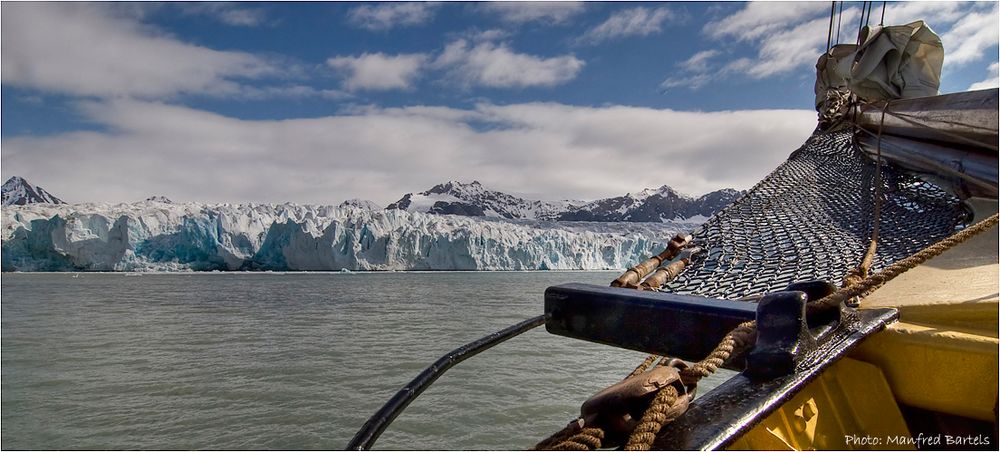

left=544, top=283, right=757, bottom=365
left=345, top=314, right=546, bottom=450
left=652, top=307, right=899, bottom=450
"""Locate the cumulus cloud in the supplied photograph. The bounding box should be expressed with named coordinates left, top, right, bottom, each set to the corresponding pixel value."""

left=580, top=7, right=675, bottom=44
left=327, top=53, right=428, bottom=91
left=434, top=40, right=584, bottom=88
left=479, top=2, right=585, bottom=24
left=0, top=2, right=279, bottom=99
left=940, top=3, right=1000, bottom=65
left=969, top=62, right=1000, bottom=90
left=1, top=100, right=816, bottom=205
left=346, top=2, right=438, bottom=30
left=668, top=1, right=997, bottom=90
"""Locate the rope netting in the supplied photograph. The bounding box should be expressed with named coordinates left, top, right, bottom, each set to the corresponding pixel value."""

left=662, top=129, right=969, bottom=300
left=535, top=128, right=983, bottom=450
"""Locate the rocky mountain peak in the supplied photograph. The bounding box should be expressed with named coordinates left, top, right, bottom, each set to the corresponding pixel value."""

left=2, top=176, right=66, bottom=206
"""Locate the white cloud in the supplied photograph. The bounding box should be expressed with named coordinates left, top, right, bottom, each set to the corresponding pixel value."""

left=580, top=7, right=674, bottom=44
left=704, top=2, right=829, bottom=42
left=346, top=2, right=438, bottom=30
left=679, top=50, right=720, bottom=73
left=239, top=85, right=352, bottom=100
left=327, top=53, right=428, bottom=91
left=434, top=40, right=583, bottom=88
left=661, top=53, right=750, bottom=90
left=177, top=3, right=267, bottom=27
left=969, top=62, right=1000, bottom=90
left=940, top=3, right=1000, bottom=66
left=479, top=2, right=585, bottom=24
left=746, top=15, right=831, bottom=79
left=1, top=100, right=816, bottom=205
left=0, top=2, right=279, bottom=99
left=660, top=73, right=714, bottom=91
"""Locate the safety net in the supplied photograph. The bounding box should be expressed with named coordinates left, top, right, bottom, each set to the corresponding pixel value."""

left=662, top=129, right=970, bottom=300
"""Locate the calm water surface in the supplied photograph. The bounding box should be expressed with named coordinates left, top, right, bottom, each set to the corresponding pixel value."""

left=2, top=272, right=731, bottom=450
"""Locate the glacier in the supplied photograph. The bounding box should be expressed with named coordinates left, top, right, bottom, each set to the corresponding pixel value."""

left=1, top=201, right=701, bottom=272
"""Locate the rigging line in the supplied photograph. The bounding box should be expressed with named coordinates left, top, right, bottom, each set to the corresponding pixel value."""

left=859, top=101, right=890, bottom=282
left=836, top=1, right=844, bottom=45
left=827, top=1, right=836, bottom=52
left=855, top=1, right=868, bottom=46
left=864, top=1, right=873, bottom=30
left=880, top=1, right=887, bottom=26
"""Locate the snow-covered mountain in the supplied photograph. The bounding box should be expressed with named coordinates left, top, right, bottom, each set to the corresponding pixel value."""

left=2, top=176, right=66, bottom=206
left=387, top=181, right=741, bottom=222
left=338, top=198, right=382, bottom=210
left=557, top=186, right=743, bottom=222
left=386, top=180, right=570, bottom=220
left=1, top=202, right=699, bottom=272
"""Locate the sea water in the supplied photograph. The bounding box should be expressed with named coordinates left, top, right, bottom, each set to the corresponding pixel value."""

left=1, top=272, right=732, bottom=450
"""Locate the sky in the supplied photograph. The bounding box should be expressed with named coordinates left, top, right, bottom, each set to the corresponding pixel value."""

left=1, top=1, right=998, bottom=205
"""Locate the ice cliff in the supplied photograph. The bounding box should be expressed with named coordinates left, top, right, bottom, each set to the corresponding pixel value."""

left=1, top=202, right=700, bottom=272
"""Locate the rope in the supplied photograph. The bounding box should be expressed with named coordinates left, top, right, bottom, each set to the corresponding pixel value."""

left=836, top=1, right=844, bottom=45
left=627, top=354, right=660, bottom=379
left=846, top=101, right=889, bottom=288
left=623, top=321, right=757, bottom=451
left=533, top=421, right=583, bottom=451
left=879, top=0, right=886, bottom=26
left=826, top=1, right=837, bottom=53
left=813, top=212, right=999, bottom=310
left=855, top=1, right=868, bottom=46
left=551, top=427, right=604, bottom=451
left=678, top=321, right=757, bottom=386
left=624, top=385, right=682, bottom=451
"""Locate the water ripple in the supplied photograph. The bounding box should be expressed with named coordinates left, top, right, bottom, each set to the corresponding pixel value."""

left=2, top=272, right=731, bottom=450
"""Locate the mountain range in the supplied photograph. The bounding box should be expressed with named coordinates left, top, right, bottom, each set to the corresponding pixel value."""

left=386, top=180, right=741, bottom=222
left=2, top=176, right=741, bottom=223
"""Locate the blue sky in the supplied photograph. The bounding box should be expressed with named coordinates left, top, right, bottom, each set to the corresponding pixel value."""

left=2, top=1, right=998, bottom=205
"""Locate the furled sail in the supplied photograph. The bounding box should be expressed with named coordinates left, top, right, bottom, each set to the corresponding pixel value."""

left=816, top=21, right=944, bottom=123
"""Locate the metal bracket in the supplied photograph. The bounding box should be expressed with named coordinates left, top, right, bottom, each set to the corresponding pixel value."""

left=745, top=280, right=841, bottom=381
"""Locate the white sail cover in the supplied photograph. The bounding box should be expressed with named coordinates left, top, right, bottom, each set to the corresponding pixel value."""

left=816, top=20, right=944, bottom=108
